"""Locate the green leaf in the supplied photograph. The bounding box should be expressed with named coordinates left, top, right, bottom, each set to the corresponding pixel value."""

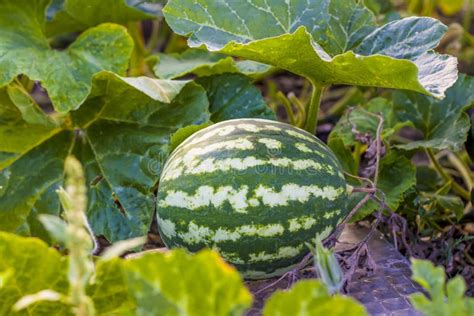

left=123, top=249, right=252, bottom=315
left=46, top=0, right=158, bottom=36
left=0, top=0, right=134, bottom=113
left=196, top=73, right=276, bottom=122
left=0, top=72, right=210, bottom=240
left=393, top=74, right=474, bottom=151
left=152, top=49, right=271, bottom=79
left=410, top=259, right=474, bottom=316
left=350, top=151, right=417, bottom=221
left=0, top=132, right=73, bottom=232
left=88, top=259, right=135, bottom=315
left=0, top=89, right=62, bottom=169
left=163, top=0, right=457, bottom=97
left=0, top=232, right=70, bottom=315
left=329, top=98, right=412, bottom=146
left=263, top=280, right=367, bottom=316
left=169, top=122, right=212, bottom=152
left=78, top=73, right=210, bottom=241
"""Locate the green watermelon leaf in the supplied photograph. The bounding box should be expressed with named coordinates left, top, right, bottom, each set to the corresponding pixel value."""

left=0, top=232, right=70, bottom=315
left=196, top=73, right=276, bottom=122
left=329, top=98, right=412, bottom=147
left=263, top=280, right=367, bottom=315
left=349, top=151, right=417, bottom=221
left=122, top=249, right=252, bottom=316
left=163, top=0, right=457, bottom=98
left=151, top=49, right=272, bottom=79
left=0, top=0, right=134, bottom=113
left=393, top=74, right=474, bottom=152
left=46, top=0, right=158, bottom=36
left=410, top=259, right=474, bottom=316
left=0, top=72, right=210, bottom=240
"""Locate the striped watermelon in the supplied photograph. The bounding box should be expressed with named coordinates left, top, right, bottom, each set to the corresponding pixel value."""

left=156, top=119, right=348, bottom=279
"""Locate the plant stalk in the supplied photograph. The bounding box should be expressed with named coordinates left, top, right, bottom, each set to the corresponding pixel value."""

left=304, top=84, right=325, bottom=134
left=426, top=149, right=471, bottom=200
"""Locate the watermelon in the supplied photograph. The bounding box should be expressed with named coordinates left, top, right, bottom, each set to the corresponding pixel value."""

left=156, top=119, right=348, bottom=279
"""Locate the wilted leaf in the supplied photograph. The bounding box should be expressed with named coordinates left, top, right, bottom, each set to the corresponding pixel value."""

left=164, top=0, right=457, bottom=98
left=393, top=74, right=474, bottom=151
left=263, top=280, right=367, bottom=316
left=123, top=249, right=252, bottom=315
left=196, top=73, right=276, bottom=122
left=152, top=49, right=271, bottom=79
left=0, top=0, right=134, bottom=113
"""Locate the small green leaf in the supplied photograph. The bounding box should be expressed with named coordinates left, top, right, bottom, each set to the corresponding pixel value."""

left=350, top=151, right=417, bottom=221
left=329, top=98, right=412, bottom=147
left=164, top=0, right=457, bottom=97
left=0, top=232, right=70, bottom=315
left=410, top=259, right=474, bottom=316
left=123, top=249, right=252, bottom=315
left=394, top=74, right=474, bottom=151
left=0, top=0, right=134, bottom=112
left=152, top=49, right=271, bottom=79
left=263, top=280, right=367, bottom=316
left=46, top=0, right=158, bottom=36
left=196, top=73, right=276, bottom=122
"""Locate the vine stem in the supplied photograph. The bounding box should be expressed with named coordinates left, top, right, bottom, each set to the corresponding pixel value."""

left=426, top=149, right=470, bottom=200
left=303, top=84, right=325, bottom=134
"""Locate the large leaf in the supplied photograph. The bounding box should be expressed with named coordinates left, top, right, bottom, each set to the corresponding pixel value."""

left=122, top=249, right=252, bottom=315
left=0, top=72, right=210, bottom=240
left=152, top=49, right=271, bottom=79
left=163, top=0, right=457, bottom=98
left=0, top=89, right=61, bottom=169
left=0, top=232, right=70, bottom=315
left=0, top=0, right=134, bottom=113
left=0, top=132, right=73, bottom=232
left=196, top=73, right=276, bottom=122
left=393, top=74, right=474, bottom=151
left=77, top=73, right=210, bottom=241
left=46, top=0, right=158, bottom=36
left=263, top=280, right=367, bottom=316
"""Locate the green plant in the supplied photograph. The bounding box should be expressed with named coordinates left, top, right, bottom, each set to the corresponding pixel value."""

left=410, top=259, right=474, bottom=316
left=163, top=0, right=458, bottom=133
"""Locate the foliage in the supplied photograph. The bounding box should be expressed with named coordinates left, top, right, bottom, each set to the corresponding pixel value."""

left=0, top=0, right=473, bottom=314
left=410, top=259, right=474, bottom=316
left=263, top=280, right=367, bottom=316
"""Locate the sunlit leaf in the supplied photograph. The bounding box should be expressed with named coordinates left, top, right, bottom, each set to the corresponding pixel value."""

left=0, top=232, right=70, bottom=315
left=122, top=249, right=252, bottom=316
left=263, top=280, right=367, bottom=316
left=0, top=0, right=134, bottom=113
left=410, top=259, right=474, bottom=316
left=164, top=0, right=457, bottom=98
left=152, top=49, right=271, bottom=79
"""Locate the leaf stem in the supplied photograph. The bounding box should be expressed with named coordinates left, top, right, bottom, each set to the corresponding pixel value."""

left=304, top=83, right=325, bottom=134
left=426, top=149, right=470, bottom=200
